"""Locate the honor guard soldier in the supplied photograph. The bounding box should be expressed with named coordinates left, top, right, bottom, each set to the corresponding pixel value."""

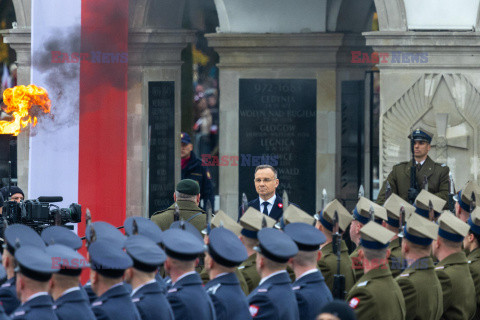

left=200, top=210, right=249, bottom=294
left=239, top=165, right=284, bottom=221
left=238, top=208, right=276, bottom=294
left=315, top=199, right=356, bottom=293
left=88, top=239, right=141, bottom=320
left=247, top=228, right=300, bottom=319
left=413, top=190, right=446, bottom=220
left=433, top=211, right=476, bottom=320
left=11, top=245, right=59, bottom=320
left=278, top=204, right=316, bottom=227
left=465, top=207, right=480, bottom=319
left=346, top=221, right=406, bottom=320
left=46, top=244, right=95, bottom=320
left=180, top=132, right=215, bottom=210
left=124, top=235, right=174, bottom=320
left=204, top=227, right=251, bottom=320
left=455, top=180, right=480, bottom=222
left=41, top=226, right=83, bottom=250
left=284, top=223, right=333, bottom=319
left=151, top=179, right=206, bottom=233
left=163, top=228, right=216, bottom=320
left=1, top=224, right=46, bottom=314
left=383, top=194, right=415, bottom=277
left=377, top=128, right=450, bottom=205
left=395, top=213, right=443, bottom=320
left=349, top=197, right=388, bottom=279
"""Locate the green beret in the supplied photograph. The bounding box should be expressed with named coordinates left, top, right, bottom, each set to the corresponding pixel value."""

left=176, top=179, right=200, bottom=195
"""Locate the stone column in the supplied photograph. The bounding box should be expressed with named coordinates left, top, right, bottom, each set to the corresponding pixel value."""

left=127, top=28, right=194, bottom=217
left=1, top=27, right=31, bottom=194
left=206, top=32, right=343, bottom=217
left=364, top=31, right=480, bottom=189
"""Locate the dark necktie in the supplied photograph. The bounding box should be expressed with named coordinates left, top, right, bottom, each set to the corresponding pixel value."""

left=416, top=163, right=422, bottom=171
left=262, top=201, right=269, bottom=215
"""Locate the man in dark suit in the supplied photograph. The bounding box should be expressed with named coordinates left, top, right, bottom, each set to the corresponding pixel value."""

left=239, top=165, right=284, bottom=221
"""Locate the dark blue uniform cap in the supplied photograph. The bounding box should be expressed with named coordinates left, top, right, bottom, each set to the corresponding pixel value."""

left=15, top=245, right=58, bottom=282
left=255, top=228, right=298, bottom=263
left=170, top=220, right=203, bottom=242
left=88, top=239, right=133, bottom=278
left=162, top=229, right=205, bottom=261
left=124, top=217, right=163, bottom=244
left=208, top=227, right=248, bottom=267
left=46, top=244, right=89, bottom=276
left=41, top=226, right=82, bottom=250
left=181, top=132, right=191, bottom=144
left=283, top=223, right=326, bottom=251
left=86, top=221, right=126, bottom=248
left=125, top=235, right=166, bottom=272
left=4, top=224, right=46, bottom=255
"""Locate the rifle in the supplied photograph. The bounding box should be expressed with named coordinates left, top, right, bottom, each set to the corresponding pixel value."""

left=428, top=200, right=434, bottom=221
left=408, top=136, right=418, bottom=204
left=332, top=210, right=345, bottom=300
left=240, top=193, right=248, bottom=219
left=385, top=181, right=392, bottom=200
left=470, top=192, right=476, bottom=214
left=398, top=206, right=405, bottom=247
left=315, top=189, right=328, bottom=221
left=206, top=200, right=212, bottom=235
left=448, top=172, right=455, bottom=213
left=174, top=202, right=180, bottom=221
left=369, top=205, right=375, bottom=222
left=358, top=185, right=364, bottom=199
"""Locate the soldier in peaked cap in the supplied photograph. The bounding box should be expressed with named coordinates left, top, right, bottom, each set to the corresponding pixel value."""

left=346, top=222, right=406, bottom=320
left=465, top=207, right=480, bottom=319
left=88, top=239, right=141, bottom=320
left=377, top=127, right=450, bottom=205
left=285, top=223, right=332, bottom=320
left=349, top=197, right=388, bottom=279
left=277, top=205, right=316, bottom=228
left=414, top=189, right=446, bottom=220
left=395, top=213, right=443, bottom=320
left=162, top=228, right=216, bottom=320
left=151, top=179, right=206, bottom=233
left=124, top=235, right=174, bottom=320
left=455, top=180, right=480, bottom=222
left=433, top=211, right=476, bottom=320
left=204, top=227, right=251, bottom=320
left=315, top=199, right=356, bottom=293
left=41, top=226, right=82, bottom=250
left=0, top=224, right=46, bottom=315
left=11, top=245, right=59, bottom=320
left=237, top=208, right=276, bottom=294
left=124, top=216, right=163, bottom=244
left=383, top=194, right=415, bottom=277
left=200, top=210, right=249, bottom=294
left=247, top=228, right=300, bottom=319
left=85, top=221, right=127, bottom=248
left=46, top=244, right=95, bottom=320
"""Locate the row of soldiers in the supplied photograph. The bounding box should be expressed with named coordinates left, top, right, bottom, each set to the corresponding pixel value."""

left=152, top=178, right=480, bottom=320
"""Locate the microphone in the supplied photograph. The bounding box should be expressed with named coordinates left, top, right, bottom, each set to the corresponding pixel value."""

left=37, top=196, right=63, bottom=203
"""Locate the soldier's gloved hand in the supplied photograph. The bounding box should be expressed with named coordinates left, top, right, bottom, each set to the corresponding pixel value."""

left=408, top=188, right=419, bottom=202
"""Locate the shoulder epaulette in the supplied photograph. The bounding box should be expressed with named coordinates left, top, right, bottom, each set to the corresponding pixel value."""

left=292, top=285, right=303, bottom=290
left=206, top=283, right=222, bottom=295
left=435, top=266, right=445, bottom=270
left=92, top=301, right=103, bottom=307
left=398, top=273, right=410, bottom=277
left=357, top=280, right=368, bottom=287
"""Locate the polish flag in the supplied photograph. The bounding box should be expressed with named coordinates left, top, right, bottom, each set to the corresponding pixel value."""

left=30, top=0, right=128, bottom=241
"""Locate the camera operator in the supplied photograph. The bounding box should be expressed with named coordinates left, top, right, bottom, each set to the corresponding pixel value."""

left=0, top=186, right=24, bottom=203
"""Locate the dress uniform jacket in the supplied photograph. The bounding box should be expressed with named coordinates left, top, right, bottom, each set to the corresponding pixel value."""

left=91, top=284, right=141, bottom=320
left=166, top=272, right=216, bottom=320
left=132, top=281, right=174, bottom=320
left=350, top=246, right=364, bottom=281
left=0, top=277, right=20, bottom=314
left=239, top=195, right=284, bottom=221
left=151, top=200, right=206, bottom=233
left=376, top=156, right=450, bottom=205
left=395, top=256, right=443, bottom=320
left=435, top=251, right=476, bottom=320
left=318, top=240, right=357, bottom=294
left=292, top=270, right=332, bottom=320
left=238, top=254, right=261, bottom=294
left=200, top=266, right=250, bottom=295
left=468, top=248, right=480, bottom=320
left=53, top=288, right=96, bottom=320
left=182, top=151, right=215, bottom=209
left=247, top=271, right=300, bottom=320
left=82, top=282, right=97, bottom=304
left=388, top=238, right=404, bottom=278
left=10, top=294, right=58, bottom=320
left=346, top=265, right=406, bottom=320
left=205, top=272, right=252, bottom=320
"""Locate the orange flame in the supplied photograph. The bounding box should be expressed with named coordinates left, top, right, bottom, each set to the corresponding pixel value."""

left=0, top=85, right=51, bottom=136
